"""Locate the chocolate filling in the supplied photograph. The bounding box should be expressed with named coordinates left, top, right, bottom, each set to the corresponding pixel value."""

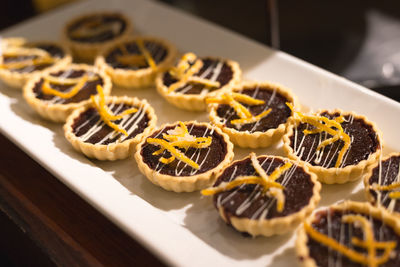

left=162, top=58, right=234, bottom=94
left=368, top=155, right=400, bottom=213
left=213, top=156, right=314, bottom=225
left=33, top=69, right=103, bottom=104
left=289, top=112, right=379, bottom=168
left=72, top=103, right=149, bottom=145
left=105, top=41, right=167, bottom=70
left=68, top=14, right=126, bottom=42
left=3, top=44, right=65, bottom=73
left=216, top=88, right=291, bottom=132
left=141, top=124, right=227, bottom=176
left=307, top=209, right=400, bottom=267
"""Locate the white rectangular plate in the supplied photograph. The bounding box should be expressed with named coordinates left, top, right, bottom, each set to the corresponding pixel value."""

left=1, top=0, right=399, bottom=266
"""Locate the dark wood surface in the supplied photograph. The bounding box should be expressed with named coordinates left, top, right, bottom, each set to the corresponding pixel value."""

left=0, top=132, right=166, bottom=267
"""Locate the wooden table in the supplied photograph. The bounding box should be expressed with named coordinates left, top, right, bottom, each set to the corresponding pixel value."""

left=0, top=132, right=166, bottom=266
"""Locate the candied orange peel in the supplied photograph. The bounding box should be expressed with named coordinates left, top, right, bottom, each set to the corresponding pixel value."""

left=167, top=53, right=221, bottom=93
left=115, top=39, right=157, bottom=71
left=0, top=47, right=56, bottom=70
left=207, top=91, right=271, bottom=126
left=42, top=74, right=89, bottom=99
left=287, top=103, right=351, bottom=168
left=371, top=182, right=400, bottom=199
left=201, top=153, right=292, bottom=212
left=91, top=84, right=138, bottom=136
left=304, top=214, right=396, bottom=267
left=147, top=122, right=213, bottom=170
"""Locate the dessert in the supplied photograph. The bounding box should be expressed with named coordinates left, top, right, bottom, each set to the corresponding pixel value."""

left=0, top=40, right=71, bottom=89
left=63, top=12, right=132, bottom=61
left=95, top=36, right=177, bottom=88
left=156, top=52, right=241, bottom=111
left=296, top=201, right=400, bottom=267
left=23, top=63, right=111, bottom=122
left=364, top=152, right=400, bottom=216
left=207, top=81, right=298, bottom=148
left=201, top=153, right=321, bottom=237
left=64, top=84, right=156, bottom=160
left=283, top=107, right=382, bottom=184
left=135, top=121, right=234, bottom=192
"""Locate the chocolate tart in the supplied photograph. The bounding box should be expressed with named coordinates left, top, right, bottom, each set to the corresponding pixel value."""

left=208, top=81, right=298, bottom=148
left=0, top=41, right=71, bottom=89
left=95, top=36, right=177, bottom=88
left=296, top=201, right=400, bottom=267
left=134, top=121, right=234, bottom=192
left=23, top=64, right=111, bottom=122
left=364, top=152, right=400, bottom=216
left=64, top=95, right=156, bottom=160
left=63, top=12, right=132, bottom=62
left=156, top=54, right=241, bottom=111
left=283, top=110, right=382, bottom=184
left=204, top=153, right=321, bottom=237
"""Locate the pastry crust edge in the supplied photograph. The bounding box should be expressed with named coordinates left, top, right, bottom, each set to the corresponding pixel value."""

left=23, top=63, right=112, bottom=122
left=282, top=109, right=383, bottom=184
left=134, top=121, right=234, bottom=192
left=64, top=95, right=157, bottom=160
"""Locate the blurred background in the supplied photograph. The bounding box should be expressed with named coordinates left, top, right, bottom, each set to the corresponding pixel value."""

left=2, top=0, right=400, bottom=102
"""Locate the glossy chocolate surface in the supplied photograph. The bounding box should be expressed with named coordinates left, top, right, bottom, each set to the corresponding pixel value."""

left=105, top=41, right=167, bottom=70
left=289, top=112, right=379, bottom=168
left=213, top=156, right=314, bottom=223
left=368, top=155, right=400, bottom=213
left=216, top=87, right=291, bottom=132
left=162, top=58, right=233, bottom=94
left=3, top=43, right=65, bottom=73
left=141, top=124, right=227, bottom=176
left=68, top=14, right=127, bottom=42
left=72, top=103, right=149, bottom=145
left=307, top=209, right=400, bottom=267
left=33, top=69, right=103, bottom=104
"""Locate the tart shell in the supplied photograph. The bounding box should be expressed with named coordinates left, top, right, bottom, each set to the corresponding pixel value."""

left=0, top=41, right=72, bottom=89
left=23, top=63, right=112, bottom=123
left=64, top=95, right=157, bottom=160
left=134, top=121, right=234, bottom=192
left=62, top=11, right=133, bottom=62
left=363, top=152, right=400, bottom=213
left=208, top=80, right=299, bottom=148
left=156, top=57, right=241, bottom=111
left=213, top=155, right=321, bottom=237
left=283, top=109, right=383, bottom=184
left=295, top=201, right=400, bottom=267
left=95, top=36, right=177, bottom=89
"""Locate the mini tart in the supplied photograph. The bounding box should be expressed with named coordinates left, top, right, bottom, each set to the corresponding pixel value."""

left=95, top=36, right=177, bottom=88
left=204, top=154, right=321, bottom=237
left=156, top=55, right=241, bottom=111
left=364, top=152, right=400, bottom=216
left=0, top=41, right=71, bottom=89
left=134, top=121, right=234, bottom=192
left=23, top=64, right=111, bottom=122
left=64, top=95, right=157, bottom=160
left=283, top=109, right=382, bottom=184
left=296, top=201, right=400, bottom=267
left=208, top=81, right=298, bottom=148
left=63, top=12, right=132, bottom=62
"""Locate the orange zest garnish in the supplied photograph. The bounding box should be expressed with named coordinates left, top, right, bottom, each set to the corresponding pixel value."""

left=146, top=122, right=213, bottom=170
left=91, top=85, right=138, bottom=136
left=115, top=40, right=157, bottom=70
left=167, top=53, right=221, bottom=93
left=42, top=74, right=88, bottom=99
left=201, top=153, right=292, bottom=212
left=206, top=92, right=271, bottom=126
left=287, top=102, right=351, bottom=168
left=304, top=214, right=396, bottom=267
left=0, top=47, right=56, bottom=70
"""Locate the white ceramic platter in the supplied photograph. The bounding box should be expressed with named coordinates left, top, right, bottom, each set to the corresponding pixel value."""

left=1, top=0, right=399, bottom=266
